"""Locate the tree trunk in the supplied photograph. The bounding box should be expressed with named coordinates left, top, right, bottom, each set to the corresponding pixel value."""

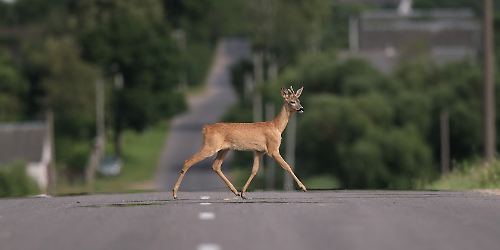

left=484, top=0, right=496, bottom=163
left=114, top=128, right=122, bottom=159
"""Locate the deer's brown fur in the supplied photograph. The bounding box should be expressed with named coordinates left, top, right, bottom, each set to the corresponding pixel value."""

left=172, top=86, right=306, bottom=199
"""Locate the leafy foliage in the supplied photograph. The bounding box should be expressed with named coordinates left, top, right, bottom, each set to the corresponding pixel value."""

left=0, top=50, right=27, bottom=121
left=77, top=0, right=185, bottom=135
left=21, top=36, right=99, bottom=175
left=429, top=159, right=500, bottom=189
left=1, top=0, right=499, bottom=190
left=249, top=48, right=484, bottom=189
left=244, top=0, right=330, bottom=64
left=0, top=0, right=191, bottom=178
left=0, top=161, right=39, bottom=197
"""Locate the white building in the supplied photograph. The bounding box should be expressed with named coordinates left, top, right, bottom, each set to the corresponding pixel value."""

left=0, top=120, right=54, bottom=194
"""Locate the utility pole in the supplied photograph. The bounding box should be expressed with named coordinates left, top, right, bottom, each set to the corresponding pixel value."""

left=243, top=73, right=255, bottom=101
left=96, top=79, right=105, bottom=155
left=85, top=79, right=105, bottom=191
left=284, top=114, right=297, bottom=191
left=440, top=111, right=450, bottom=174
left=483, top=0, right=496, bottom=163
left=244, top=74, right=253, bottom=100
left=265, top=103, right=276, bottom=190
left=252, top=52, right=264, bottom=123
left=349, top=17, right=359, bottom=53
left=113, top=71, right=124, bottom=159
left=252, top=52, right=264, bottom=187
left=46, top=110, right=56, bottom=195
left=265, top=60, right=278, bottom=190
left=173, top=29, right=188, bottom=91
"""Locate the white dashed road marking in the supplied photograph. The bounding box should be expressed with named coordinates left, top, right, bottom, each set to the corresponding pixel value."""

left=197, top=196, right=218, bottom=249
left=197, top=243, right=221, bottom=250
left=198, top=212, right=215, bottom=220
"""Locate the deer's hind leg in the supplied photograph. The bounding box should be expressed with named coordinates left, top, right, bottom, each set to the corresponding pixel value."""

left=212, top=149, right=240, bottom=197
left=241, top=151, right=263, bottom=199
left=172, top=147, right=217, bottom=199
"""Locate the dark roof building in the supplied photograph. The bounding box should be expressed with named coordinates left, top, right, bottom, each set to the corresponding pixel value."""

left=0, top=121, right=54, bottom=193
left=337, top=0, right=400, bottom=7
left=0, top=122, right=46, bottom=165
left=341, top=1, right=480, bottom=73
left=357, top=9, right=480, bottom=51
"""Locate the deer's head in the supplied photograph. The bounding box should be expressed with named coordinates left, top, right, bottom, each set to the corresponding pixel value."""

left=281, top=86, right=304, bottom=113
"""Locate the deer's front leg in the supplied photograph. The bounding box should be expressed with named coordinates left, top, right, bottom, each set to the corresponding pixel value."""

left=271, top=152, right=307, bottom=191
left=241, top=151, right=263, bottom=199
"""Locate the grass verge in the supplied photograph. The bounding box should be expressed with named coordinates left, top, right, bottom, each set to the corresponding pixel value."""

left=428, top=160, right=500, bottom=190
left=303, top=175, right=340, bottom=189
left=94, top=122, right=168, bottom=192
left=57, top=122, right=168, bottom=194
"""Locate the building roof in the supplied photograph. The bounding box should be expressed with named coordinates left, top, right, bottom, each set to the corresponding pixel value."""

left=358, top=9, right=480, bottom=50
left=345, top=7, right=480, bottom=73
left=0, top=122, right=47, bottom=165
left=337, top=0, right=400, bottom=7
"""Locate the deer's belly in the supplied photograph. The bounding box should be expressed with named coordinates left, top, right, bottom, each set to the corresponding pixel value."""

left=226, top=139, right=267, bottom=152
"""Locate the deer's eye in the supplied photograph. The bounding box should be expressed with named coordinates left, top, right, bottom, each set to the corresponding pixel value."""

left=290, top=101, right=296, bottom=104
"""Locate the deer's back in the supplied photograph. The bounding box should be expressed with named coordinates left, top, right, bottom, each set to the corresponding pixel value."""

left=203, top=122, right=280, bottom=152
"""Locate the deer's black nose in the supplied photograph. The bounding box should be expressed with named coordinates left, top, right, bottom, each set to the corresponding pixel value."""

left=298, top=107, right=304, bottom=113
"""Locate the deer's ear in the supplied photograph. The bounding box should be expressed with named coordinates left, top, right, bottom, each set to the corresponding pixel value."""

left=281, top=87, right=288, bottom=98
left=295, top=86, right=304, bottom=98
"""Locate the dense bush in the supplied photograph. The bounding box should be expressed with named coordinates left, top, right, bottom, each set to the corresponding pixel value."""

left=242, top=50, right=486, bottom=189
left=187, top=0, right=500, bottom=189
left=0, top=161, right=39, bottom=197
left=229, top=59, right=254, bottom=99
left=0, top=50, right=27, bottom=121
left=296, top=94, right=433, bottom=188
left=429, top=159, right=500, bottom=189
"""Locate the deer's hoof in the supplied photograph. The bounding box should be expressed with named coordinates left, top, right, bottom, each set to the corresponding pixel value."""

left=241, top=193, right=247, bottom=199
left=301, top=186, right=307, bottom=192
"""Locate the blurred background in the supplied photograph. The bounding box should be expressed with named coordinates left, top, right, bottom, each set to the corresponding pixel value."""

left=0, top=0, right=499, bottom=197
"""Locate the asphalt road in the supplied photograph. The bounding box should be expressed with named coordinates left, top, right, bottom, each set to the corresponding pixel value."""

left=1, top=191, right=500, bottom=250
left=155, top=38, right=250, bottom=192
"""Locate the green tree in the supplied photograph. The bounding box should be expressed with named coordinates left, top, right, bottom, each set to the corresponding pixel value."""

left=295, top=93, right=433, bottom=189
left=323, top=2, right=365, bottom=49
left=0, top=50, right=27, bottom=121
left=77, top=0, right=185, bottom=157
left=258, top=51, right=438, bottom=189
left=24, top=36, right=99, bottom=175
left=245, top=0, right=330, bottom=65
left=0, top=161, right=39, bottom=197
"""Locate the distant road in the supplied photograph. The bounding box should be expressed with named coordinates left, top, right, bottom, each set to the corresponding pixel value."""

left=155, top=38, right=250, bottom=192
left=1, top=191, right=500, bottom=250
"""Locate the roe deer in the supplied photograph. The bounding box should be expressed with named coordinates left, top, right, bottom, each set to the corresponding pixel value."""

left=172, top=86, right=306, bottom=199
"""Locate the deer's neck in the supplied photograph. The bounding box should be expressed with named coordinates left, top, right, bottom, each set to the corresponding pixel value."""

left=273, top=103, right=292, bottom=134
